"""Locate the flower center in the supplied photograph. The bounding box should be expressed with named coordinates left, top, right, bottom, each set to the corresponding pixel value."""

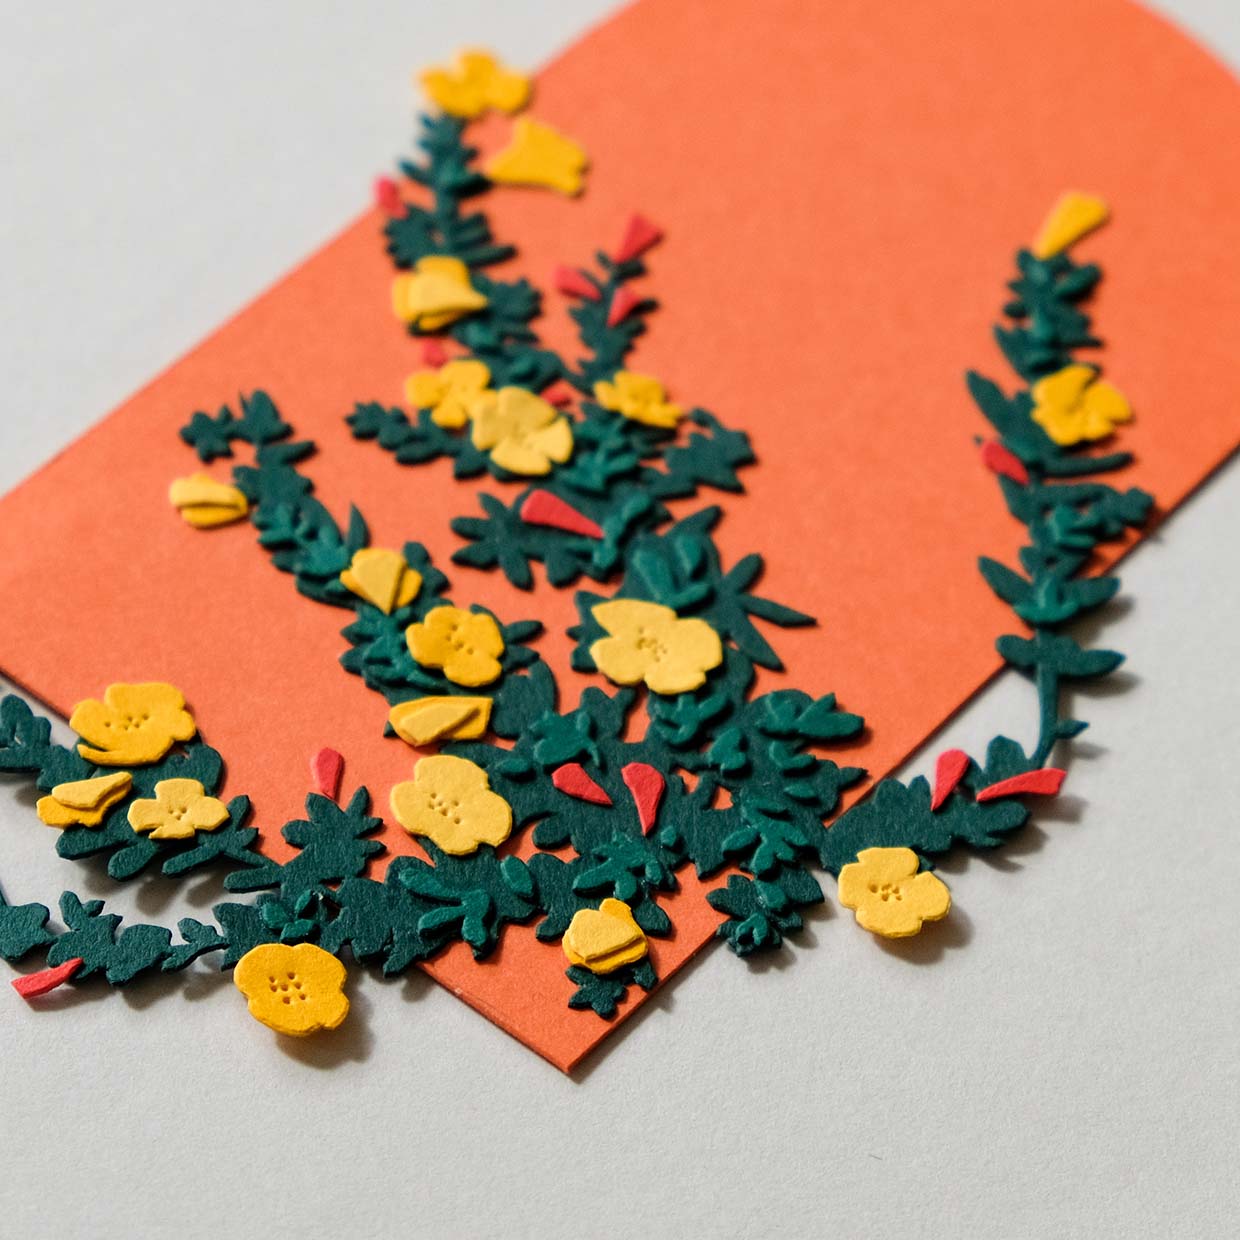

left=868, top=881, right=903, bottom=902
left=267, top=971, right=309, bottom=1003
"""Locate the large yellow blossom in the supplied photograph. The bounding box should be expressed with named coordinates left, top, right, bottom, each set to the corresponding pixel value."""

left=340, top=548, right=422, bottom=614
left=593, top=371, right=683, bottom=429
left=406, top=605, right=505, bottom=687
left=1031, top=364, right=1131, bottom=446
left=590, top=599, right=723, bottom=695
left=420, top=49, right=530, bottom=119
left=390, top=754, right=513, bottom=855
left=405, top=359, right=491, bottom=429
left=485, top=118, right=588, bottom=196
left=837, top=847, right=951, bottom=938
left=470, top=387, right=573, bottom=476
left=69, top=682, right=197, bottom=766
left=126, top=778, right=229, bottom=841
left=562, top=898, right=648, bottom=974
left=234, top=942, right=349, bottom=1037
left=391, top=256, right=488, bottom=331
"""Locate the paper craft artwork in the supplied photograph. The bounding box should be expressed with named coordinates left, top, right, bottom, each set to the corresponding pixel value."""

left=1, top=0, right=1239, bottom=1071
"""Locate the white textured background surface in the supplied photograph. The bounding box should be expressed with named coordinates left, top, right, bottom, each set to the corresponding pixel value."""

left=1, top=3, right=1237, bottom=1237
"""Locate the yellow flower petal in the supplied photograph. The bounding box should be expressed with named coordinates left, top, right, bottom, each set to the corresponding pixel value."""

left=1032, top=191, right=1109, bottom=259
left=562, top=898, right=648, bottom=974
left=837, top=846, right=951, bottom=938
left=485, top=118, right=588, bottom=196
left=392, top=257, right=488, bottom=330
left=36, top=771, right=132, bottom=829
left=390, top=754, right=513, bottom=855
left=643, top=618, right=723, bottom=694
left=593, top=371, right=683, bottom=428
left=405, top=358, right=492, bottom=429
left=420, top=49, right=531, bottom=119
left=234, top=942, right=349, bottom=1037
left=70, top=682, right=197, bottom=766
left=589, top=599, right=723, bottom=694
left=405, top=605, right=505, bottom=687
left=169, top=473, right=249, bottom=528
left=388, top=696, right=492, bottom=746
left=340, top=548, right=422, bottom=614
left=127, top=777, right=229, bottom=841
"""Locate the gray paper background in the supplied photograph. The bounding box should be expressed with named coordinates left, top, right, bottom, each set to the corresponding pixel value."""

left=1, top=3, right=1237, bottom=1237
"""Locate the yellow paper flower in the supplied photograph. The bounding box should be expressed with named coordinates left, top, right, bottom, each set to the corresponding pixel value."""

left=1032, top=191, right=1109, bottom=259
left=420, top=49, right=531, bottom=119
left=168, top=472, right=249, bottom=528
left=388, top=696, right=493, bottom=747
left=562, top=898, right=648, bottom=974
left=234, top=942, right=349, bottom=1037
left=469, top=386, right=573, bottom=475
left=127, top=778, right=229, bottom=840
left=590, top=599, right=723, bottom=695
left=340, top=548, right=422, bottom=614
left=390, top=754, right=513, bottom=855
left=405, top=359, right=492, bottom=429
left=69, top=682, right=197, bottom=766
left=36, top=771, right=132, bottom=829
left=1031, top=364, right=1132, bottom=446
left=485, top=118, right=588, bottom=196
left=391, top=256, right=488, bottom=331
left=837, top=847, right=951, bottom=938
left=593, top=371, right=683, bottom=429
left=406, top=605, right=505, bottom=687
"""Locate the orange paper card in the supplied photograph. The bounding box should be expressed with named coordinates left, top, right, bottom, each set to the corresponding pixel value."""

left=2, top=0, right=1239, bottom=1071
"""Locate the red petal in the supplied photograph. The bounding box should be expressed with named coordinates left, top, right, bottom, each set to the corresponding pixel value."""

left=540, top=379, right=576, bottom=408
left=13, top=958, right=83, bottom=999
left=311, top=748, right=344, bottom=801
left=520, top=490, right=604, bottom=539
left=621, top=762, right=666, bottom=835
left=551, top=763, right=612, bottom=805
left=613, top=213, right=663, bottom=263
left=420, top=338, right=449, bottom=367
left=930, top=748, right=970, bottom=811
left=976, top=768, right=1066, bottom=801
left=553, top=265, right=601, bottom=300
left=373, top=176, right=402, bottom=216
left=606, top=286, right=641, bottom=328
left=981, top=440, right=1030, bottom=486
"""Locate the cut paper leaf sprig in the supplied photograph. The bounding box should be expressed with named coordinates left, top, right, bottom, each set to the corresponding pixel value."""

left=0, top=50, right=1153, bottom=1047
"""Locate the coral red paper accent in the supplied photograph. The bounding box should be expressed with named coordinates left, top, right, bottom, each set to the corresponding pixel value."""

left=552, top=763, right=612, bottom=805
left=613, top=212, right=663, bottom=263
left=621, top=762, right=665, bottom=835
left=605, top=286, right=641, bottom=327
left=519, top=490, right=604, bottom=538
left=12, top=958, right=83, bottom=999
left=540, top=379, right=577, bottom=407
left=373, top=176, right=402, bottom=216
left=552, top=264, right=600, bottom=300
left=420, top=337, right=450, bottom=367
left=310, top=748, right=344, bottom=801
left=930, top=748, right=971, bottom=811
left=976, top=769, right=1067, bottom=801
left=981, top=440, right=1030, bottom=486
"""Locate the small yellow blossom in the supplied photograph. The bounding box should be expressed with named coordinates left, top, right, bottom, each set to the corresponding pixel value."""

left=590, top=599, right=723, bottom=695
left=1031, top=364, right=1132, bottom=446
left=562, top=898, right=648, bottom=974
left=388, top=696, right=493, bottom=746
left=406, top=605, right=505, bottom=687
left=390, top=754, right=513, bottom=855
left=405, top=359, right=491, bottom=429
left=340, top=548, right=422, bottom=614
left=485, top=118, right=588, bottom=196
left=420, top=49, right=531, bottom=119
left=593, top=371, right=683, bottom=429
left=1032, top=191, right=1109, bottom=259
left=36, top=771, right=132, bottom=829
left=837, top=847, right=951, bottom=938
left=234, top=942, right=349, bottom=1037
left=69, top=682, right=197, bottom=767
left=127, top=778, right=229, bottom=840
left=392, top=256, right=488, bottom=331
left=168, top=473, right=249, bottom=528
left=470, top=387, right=573, bottom=475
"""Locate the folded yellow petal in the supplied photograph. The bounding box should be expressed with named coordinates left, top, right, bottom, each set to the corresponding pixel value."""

left=36, top=771, right=133, bottom=829
left=485, top=118, right=588, bottom=196
left=1032, top=191, right=1109, bottom=259
left=392, top=257, right=488, bottom=330
left=340, top=548, right=422, bottom=614
left=169, top=473, right=249, bottom=529
left=563, top=899, right=648, bottom=973
left=388, top=696, right=492, bottom=746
